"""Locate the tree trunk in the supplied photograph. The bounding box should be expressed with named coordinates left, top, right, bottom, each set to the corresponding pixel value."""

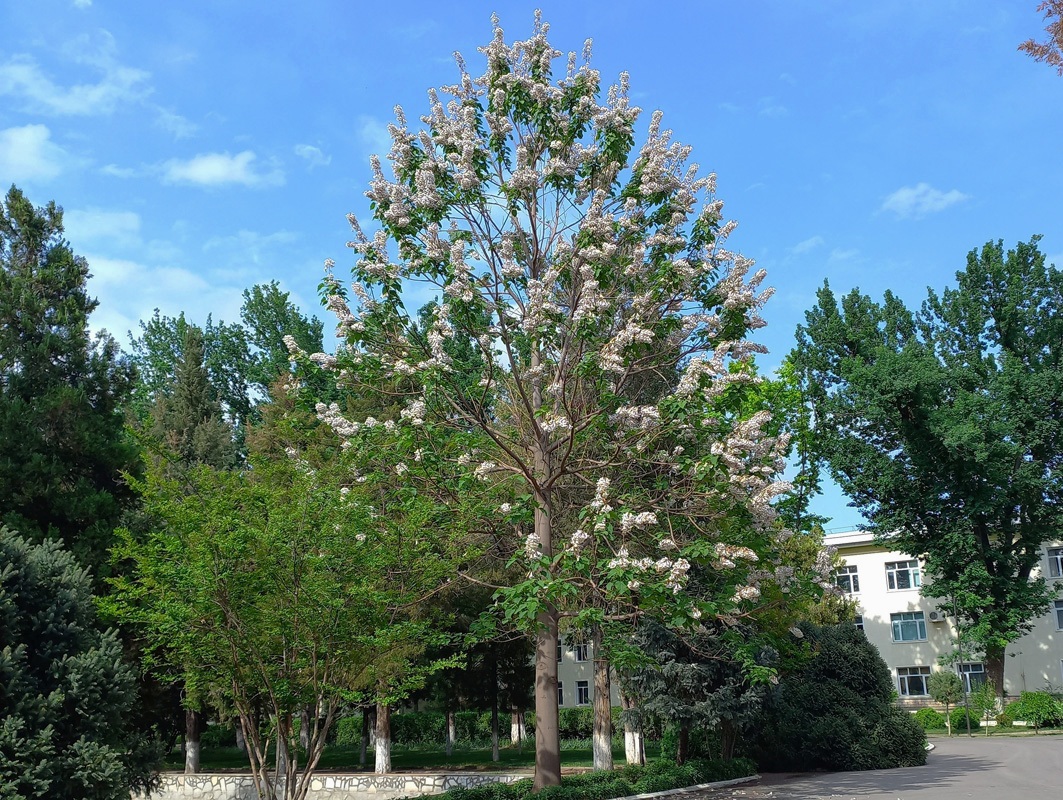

left=533, top=612, right=561, bottom=790
left=374, top=703, right=391, bottom=774
left=591, top=626, right=613, bottom=771
left=510, top=709, right=525, bottom=745
left=184, top=709, right=203, bottom=774
left=446, top=709, right=456, bottom=756
left=720, top=719, right=736, bottom=761
left=360, top=709, right=370, bottom=768
left=235, top=721, right=248, bottom=755
left=985, top=646, right=1006, bottom=702
left=676, top=725, right=689, bottom=766
left=491, top=653, right=500, bottom=763
left=299, top=705, right=312, bottom=752
left=621, top=690, right=644, bottom=766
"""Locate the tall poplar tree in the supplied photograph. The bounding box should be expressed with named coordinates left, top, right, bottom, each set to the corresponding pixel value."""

left=0, top=186, right=138, bottom=578
left=792, top=237, right=1063, bottom=696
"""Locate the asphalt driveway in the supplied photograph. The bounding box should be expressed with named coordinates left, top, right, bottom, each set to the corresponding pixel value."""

left=692, top=735, right=1063, bottom=800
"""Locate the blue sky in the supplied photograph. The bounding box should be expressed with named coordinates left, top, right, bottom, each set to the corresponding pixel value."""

left=2, top=1, right=1060, bottom=530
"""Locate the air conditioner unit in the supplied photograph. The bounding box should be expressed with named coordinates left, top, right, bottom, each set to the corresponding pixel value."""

left=927, top=610, right=947, bottom=623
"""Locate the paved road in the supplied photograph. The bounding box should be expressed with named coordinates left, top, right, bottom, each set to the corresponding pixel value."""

left=691, top=735, right=1063, bottom=800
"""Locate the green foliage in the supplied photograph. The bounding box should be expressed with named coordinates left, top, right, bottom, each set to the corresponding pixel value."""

left=913, top=708, right=946, bottom=730
left=1007, top=691, right=1063, bottom=729
left=949, top=707, right=980, bottom=732
left=749, top=624, right=927, bottom=771
left=928, top=671, right=964, bottom=708
left=437, top=758, right=756, bottom=800
left=0, top=186, right=138, bottom=578
left=199, top=724, right=238, bottom=750
left=0, top=529, right=160, bottom=799
left=792, top=237, right=1063, bottom=672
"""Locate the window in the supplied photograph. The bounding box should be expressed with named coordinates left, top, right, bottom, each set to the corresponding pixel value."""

left=574, top=642, right=589, bottom=662
left=557, top=682, right=564, bottom=706
left=854, top=614, right=864, bottom=631
left=886, top=560, right=921, bottom=591
left=1048, top=547, right=1063, bottom=579
left=897, top=666, right=931, bottom=696
left=557, top=642, right=562, bottom=663
left=891, top=611, right=927, bottom=642
left=576, top=680, right=590, bottom=706
left=835, top=564, right=860, bottom=594
left=1054, top=600, right=1063, bottom=631
left=957, top=663, right=986, bottom=693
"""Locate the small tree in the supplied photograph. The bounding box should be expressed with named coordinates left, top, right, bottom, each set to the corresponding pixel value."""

left=1019, top=1, right=1063, bottom=75
left=970, top=679, right=999, bottom=737
left=928, top=671, right=964, bottom=737
left=301, top=13, right=805, bottom=788
left=0, top=528, right=159, bottom=799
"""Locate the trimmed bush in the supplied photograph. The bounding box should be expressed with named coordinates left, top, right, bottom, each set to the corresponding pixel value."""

left=200, top=723, right=237, bottom=749
left=949, top=707, right=979, bottom=732
left=1008, top=691, right=1063, bottom=729
left=748, top=623, right=927, bottom=771
left=996, top=708, right=1014, bottom=728
left=913, top=708, right=945, bottom=730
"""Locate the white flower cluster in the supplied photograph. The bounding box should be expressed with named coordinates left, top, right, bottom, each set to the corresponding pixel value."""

left=473, top=461, right=497, bottom=481
left=619, top=511, right=657, bottom=535
left=606, top=547, right=691, bottom=594
left=713, top=542, right=760, bottom=569
left=732, top=584, right=761, bottom=603
left=400, top=399, right=426, bottom=426
left=539, top=413, right=571, bottom=434
left=316, top=402, right=360, bottom=444
left=610, top=405, right=661, bottom=431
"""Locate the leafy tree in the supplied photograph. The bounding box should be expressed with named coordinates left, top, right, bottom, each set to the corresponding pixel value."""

left=239, top=281, right=326, bottom=400
left=1020, top=1, right=1063, bottom=75
left=0, top=528, right=159, bottom=799
left=927, top=671, right=964, bottom=737
left=299, top=13, right=806, bottom=789
left=0, top=186, right=139, bottom=579
left=791, top=238, right=1063, bottom=697
left=970, top=679, right=999, bottom=736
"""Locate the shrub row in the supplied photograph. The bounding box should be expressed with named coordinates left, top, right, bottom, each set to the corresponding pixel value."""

left=439, top=757, right=756, bottom=800
left=1006, top=691, right=1063, bottom=728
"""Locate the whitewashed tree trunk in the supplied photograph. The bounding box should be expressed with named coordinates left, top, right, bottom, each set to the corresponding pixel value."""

left=184, top=710, right=202, bottom=774
left=510, top=709, right=525, bottom=745
left=621, top=691, right=645, bottom=766
left=446, top=709, right=456, bottom=756
left=374, top=703, right=391, bottom=774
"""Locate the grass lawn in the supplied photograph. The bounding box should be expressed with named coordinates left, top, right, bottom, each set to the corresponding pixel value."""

left=164, top=741, right=662, bottom=773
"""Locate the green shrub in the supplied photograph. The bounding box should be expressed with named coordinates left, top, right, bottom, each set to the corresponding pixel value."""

left=1010, top=691, right=1063, bottom=729
left=949, top=707, right=979, bottom=732
left=748, top=623, right=927, bottom=771
left=436, top=757, right=754, bottom=800
left=996, top=708, right=1014, bottom=728
left=201, top=723, right=237, bottom=749
left=391, top=711, right=447, bottom=745
left=334, top=714, right=362, bottom=746
left=913, top=708, right=945, bottom=730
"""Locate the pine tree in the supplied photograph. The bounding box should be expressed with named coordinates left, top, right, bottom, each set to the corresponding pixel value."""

left=0, top=186, right=138, bottom=578
left=0, top=527, right=159, bottom=799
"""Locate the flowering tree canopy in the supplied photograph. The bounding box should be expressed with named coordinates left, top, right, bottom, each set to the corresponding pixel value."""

left=295, top=13, right=822, bottom=788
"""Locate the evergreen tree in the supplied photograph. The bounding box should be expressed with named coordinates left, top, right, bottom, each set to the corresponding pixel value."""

left=0, top=527, right=159, bottom=799
left=0, top=186, right=138, bottom=577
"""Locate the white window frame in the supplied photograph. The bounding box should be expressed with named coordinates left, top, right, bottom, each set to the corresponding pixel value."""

left=1048, top=547, right=1063, bottom=579
left=886, top=560, right=922, bottom=591
left=576, top=680, right=590, bottom=706
left=557, top=682, right=564, bottom=706
left=574, top=642, right=589, bottom=663
left=854, top=614, right=864, bottom=631
left=835, top=564, right=860, bottom=594
left=897, top=666, right=931, bottom=697
left=891, top=611, right=927, bottom=642
left=957, top=662, right=986, bottom=693
left=1054, top=599, right=1063, bottom=631
left=556, top=642, right=562, bottom=663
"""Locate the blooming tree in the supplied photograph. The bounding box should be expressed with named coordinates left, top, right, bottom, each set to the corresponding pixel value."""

left=298, top=14, right=808, bottom=788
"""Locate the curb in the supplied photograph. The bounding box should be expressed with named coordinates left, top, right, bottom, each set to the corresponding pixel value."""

left=613, top=774, right=760, bottom=800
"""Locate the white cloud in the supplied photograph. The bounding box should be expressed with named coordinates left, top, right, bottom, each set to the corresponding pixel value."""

left=880, top=182, right=969, bottom=219
left=294, top=144, right=331, bottom=168
left=357, top=116, right=391, bottom=156
left=828, top=247, right=860, bottom=263
left=790, top=235, right=824, bottom=255
left=758, top=97, right=787, bottom=117
left=153, top=106, right=198, bottom=138
left=64, top=208, right=141, bottom=249
left=73, top=0, right=92, bottom=7
left=162, top=151, right=284, bottom=188
left=0, top=33, right=151, bottom=116
left=0, top=124, right=66, bottom=182
left=100, top=163, right=137, bottom=178
left=203, top=229, right=300, bottom=266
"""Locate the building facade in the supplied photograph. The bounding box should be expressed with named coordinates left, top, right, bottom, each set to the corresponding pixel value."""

left=555, top=636, right=622, bottom=708
left=828, top=530, right=1063, bottom=704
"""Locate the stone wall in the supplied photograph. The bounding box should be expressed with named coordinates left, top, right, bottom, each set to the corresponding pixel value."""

left=136, top=771, right=524, bottom=800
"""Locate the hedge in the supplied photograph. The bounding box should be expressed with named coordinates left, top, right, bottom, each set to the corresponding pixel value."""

left=438, top=757, right=756, bottom=800
left=913, top=708, right=945, bottom=731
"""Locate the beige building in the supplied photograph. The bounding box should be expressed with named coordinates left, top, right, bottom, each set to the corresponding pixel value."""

left=828, top=530, right=1063, bottom=703
left=556, top=636, right=621, bottom=708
